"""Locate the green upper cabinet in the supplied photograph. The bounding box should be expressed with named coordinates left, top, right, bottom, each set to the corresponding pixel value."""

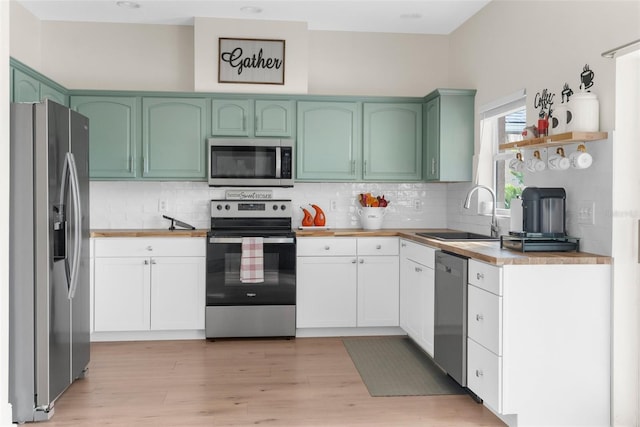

left=296, top=101, right=362, bottom=181
left=71, top=96, right=139, bottom=179
left=142, top=97, right=208, bottom=179
left=212, top=98, right=294, bottom=137
left=423, top=89, right=476, bottom=182
left=13, top=69, right=39, bottom=103
left=13, top=68, right=68, bottom=105
left=363, top=103, right=422, bottom=181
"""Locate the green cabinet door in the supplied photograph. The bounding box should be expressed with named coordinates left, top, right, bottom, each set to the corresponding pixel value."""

left=296, top=101, right=361, bottom=181
left=363, top=103, right=422, bottom=181
left=142, top=98, right=208, bottom=179
left=13, top=69, right=40, bottom=103
left=211, top=99, right=251, bottom=136
left=424, top=89, right=476, bottom=182
left=212, top=99, right=294, bottom=137
left=424, top=97, right=441, bottom=181
left=255, top=100, right=294, bottom=137
left=71, top=96, right=139, bottom=179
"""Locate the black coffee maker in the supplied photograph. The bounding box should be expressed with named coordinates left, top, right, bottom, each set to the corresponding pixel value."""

left=520, top=187, right=566, bottom=237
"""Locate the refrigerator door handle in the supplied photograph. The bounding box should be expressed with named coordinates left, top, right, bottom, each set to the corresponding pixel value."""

left=66, top=153, right=82, bottom=299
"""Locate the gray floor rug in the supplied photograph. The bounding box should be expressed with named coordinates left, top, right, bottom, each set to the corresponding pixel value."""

left=343, top=336, right=465, bottom=397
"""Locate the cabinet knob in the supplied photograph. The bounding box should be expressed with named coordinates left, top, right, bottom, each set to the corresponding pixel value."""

left=477, top=272, right=484, bottom=280
left=359, top=259, right=364, bottom=264
left=151, top=259, right=157, bottom=265
left=146, top=246, right=153, bottom=251
left=351, top=259, right=357, bottom=264
left=476, top=314, right=484, bottom=321
left=475, top=369, right=483, bottom=378
left=376, top=244, right=382, bottom=250
left=324, top=245, right=330, bottom=250
left=144, top=260, right=149, bottom=265
left=401, top=242, right=407, bottom=247
left=415, top=267, right=422, bottom=273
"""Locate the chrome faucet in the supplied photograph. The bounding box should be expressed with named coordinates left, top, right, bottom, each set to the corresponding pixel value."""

left=464, top=184, right=499, bottom=238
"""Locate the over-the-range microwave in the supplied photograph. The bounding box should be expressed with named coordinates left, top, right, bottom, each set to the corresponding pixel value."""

left=207, top=138, right=294, bottom=187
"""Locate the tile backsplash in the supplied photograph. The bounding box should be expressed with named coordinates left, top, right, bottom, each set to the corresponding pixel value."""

left=90, top=181, right=453, bottom=230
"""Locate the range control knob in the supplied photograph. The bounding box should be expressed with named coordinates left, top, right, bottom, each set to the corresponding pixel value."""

left=225, top=204, right=231, bottom=210
left=216, top=204, right=223, bottom=210
left=272, top=205, right=279, bottom=211
left=281, top=204, right=287, bottom=211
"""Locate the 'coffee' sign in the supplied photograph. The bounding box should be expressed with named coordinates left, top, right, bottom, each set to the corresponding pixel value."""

left=218, top=38, right=285, bottom=85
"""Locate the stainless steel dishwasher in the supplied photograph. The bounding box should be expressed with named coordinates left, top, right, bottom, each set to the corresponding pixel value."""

left=434, top=250, right=468, bottom=387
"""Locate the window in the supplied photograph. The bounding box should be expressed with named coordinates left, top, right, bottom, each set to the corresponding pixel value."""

left=478, top=92, right=526, bottom=213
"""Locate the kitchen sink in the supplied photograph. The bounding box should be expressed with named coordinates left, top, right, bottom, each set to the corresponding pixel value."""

left=416, top=231, right=499, bottom=241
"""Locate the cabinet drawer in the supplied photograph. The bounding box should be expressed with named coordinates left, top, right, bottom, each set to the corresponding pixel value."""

left=297, top=238, right=357, bottom=257
left=467, top=338, right=502, bottom=413
left=357, top=237, right=399, bottom=256
left=468, top=284, right=502, bottom=355
left=468, top=259, right=502, bottom=295
left=94, top=237, right=205, bottom=258
left=400, top=239, right=435, bottom=268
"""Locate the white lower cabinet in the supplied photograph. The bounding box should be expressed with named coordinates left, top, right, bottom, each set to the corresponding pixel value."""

left=296, top=237, right=399, bottom=329
left=466, top=259, right=611, bottom=427
left=399, top=239, right=435, bottom=356
left=93, top=238, right=205, bottom=335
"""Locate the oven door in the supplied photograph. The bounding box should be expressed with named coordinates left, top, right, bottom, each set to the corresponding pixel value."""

left=206, top=236, right=296, bottom=306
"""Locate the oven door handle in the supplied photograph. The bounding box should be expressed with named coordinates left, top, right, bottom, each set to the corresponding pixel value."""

left=209, top=237, right=295, bottom=244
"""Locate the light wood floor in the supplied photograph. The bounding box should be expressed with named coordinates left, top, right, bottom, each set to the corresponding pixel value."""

left=48, top=337, right=506, bottom=426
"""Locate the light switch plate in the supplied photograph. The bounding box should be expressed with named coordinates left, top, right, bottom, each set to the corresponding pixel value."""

left=577, top=200, right=595, bottom=225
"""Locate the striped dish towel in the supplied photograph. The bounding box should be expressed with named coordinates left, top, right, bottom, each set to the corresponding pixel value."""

left=240, top=237, right=264, bottom=283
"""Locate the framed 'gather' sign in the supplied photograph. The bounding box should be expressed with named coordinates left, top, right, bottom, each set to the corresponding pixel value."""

left=218, top=38, right=285, bottom=85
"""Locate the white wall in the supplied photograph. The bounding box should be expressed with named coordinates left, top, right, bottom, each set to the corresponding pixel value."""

left=1, top=2, right=13, bottom=427
left=308, top=31, right=450, bottom=96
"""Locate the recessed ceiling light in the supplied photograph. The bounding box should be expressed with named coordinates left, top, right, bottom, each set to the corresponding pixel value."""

left=240, top=6, right=263, bottom=14
left=400, top=13, right=422, bottom=19
left=116, top=1, right=141, bottom=9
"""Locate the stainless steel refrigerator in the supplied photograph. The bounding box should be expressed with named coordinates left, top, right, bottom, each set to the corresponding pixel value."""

left=9, top=100, right=90, bottom=422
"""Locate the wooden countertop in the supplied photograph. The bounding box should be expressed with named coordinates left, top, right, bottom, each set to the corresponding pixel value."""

left=91, top=229, right=209, bottom=238
left=296, top=228, right=612, bottom=266
left=91, top=228, right=611, bottom=266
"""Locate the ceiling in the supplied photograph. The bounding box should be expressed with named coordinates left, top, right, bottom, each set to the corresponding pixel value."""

left=16, top=0, right=491, bottom=35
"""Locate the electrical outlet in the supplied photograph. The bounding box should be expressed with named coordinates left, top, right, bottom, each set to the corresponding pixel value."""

left=577, top=200, right=595, bottom=225
left=330, top=200, right=337, bottom=211
left=158, top=199, right=169, bottom=213
left=414, top=199, right=422, bottom=211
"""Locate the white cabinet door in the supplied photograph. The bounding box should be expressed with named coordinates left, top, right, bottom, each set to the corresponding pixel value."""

left=296, top=256, right=357, bottom=328
left=150, top=257, right=205, bottom=330
left=399, top=239, right=435, bottom=356
left=357, top=255, right=399, bottom=327
left=94, top=257, right=151, bottom=332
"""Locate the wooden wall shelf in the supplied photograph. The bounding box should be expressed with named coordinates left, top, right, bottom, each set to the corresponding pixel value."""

left=499, top=131, right=608, bottom=151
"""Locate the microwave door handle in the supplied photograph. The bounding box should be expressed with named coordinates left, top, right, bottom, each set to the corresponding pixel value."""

left=275, top=147, right=282, bottom=178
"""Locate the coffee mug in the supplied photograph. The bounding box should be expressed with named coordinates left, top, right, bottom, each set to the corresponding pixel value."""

left=569, top=150, right=593, bottom=169
left=508, top=153, right=524, bottom=172
left=548, top=154, right=570, bottom=170
left=526, top=157, right=546, bottom=172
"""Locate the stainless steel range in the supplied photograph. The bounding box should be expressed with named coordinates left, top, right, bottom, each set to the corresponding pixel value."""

left=205, top=196, right=296, bottom=338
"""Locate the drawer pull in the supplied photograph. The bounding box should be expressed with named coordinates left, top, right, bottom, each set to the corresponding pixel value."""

left=351, top=259, right=357, bottom=264
left=401, top=242, right=407, bottom=247
left=144, top=260, right=149, bottom=265
left=146, top=246, right=153, bottom=251
left=475, top=369, right=483, bottom=378
left=415, top=267, right=422, bottom=273
left=476, top=314, right=484, bottom=321
left=359, top=259, right=364, bottom=264
left=477, top=272, right=484, bottom=280
left=376, top=244, right=382, bottom=249
left=151, top=259, right=157, bottom=265
left=324, top=245, right=331, bottom=250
